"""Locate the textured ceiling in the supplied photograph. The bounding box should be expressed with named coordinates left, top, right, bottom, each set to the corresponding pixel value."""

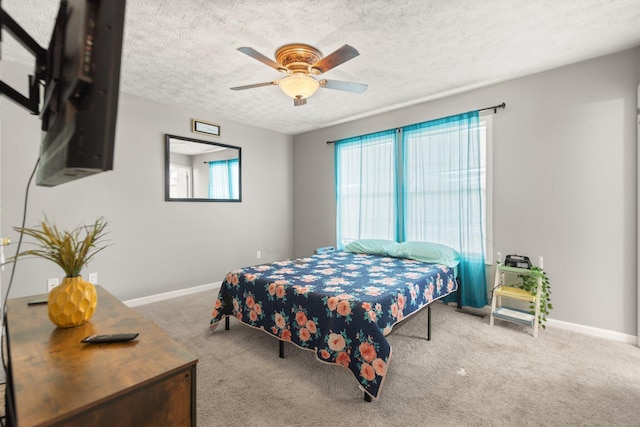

left=2, top=0, right=640, bottom=135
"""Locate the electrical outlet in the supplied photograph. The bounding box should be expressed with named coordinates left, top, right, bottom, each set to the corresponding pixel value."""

left=88, top=272, right=98, bottom=284
left=47, top=278, right=59, bottom=292
left=256, top=250, right=261, bottom=259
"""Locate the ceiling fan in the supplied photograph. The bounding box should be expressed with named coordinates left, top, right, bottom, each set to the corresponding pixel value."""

left=230, top=43, right=367, bottom=106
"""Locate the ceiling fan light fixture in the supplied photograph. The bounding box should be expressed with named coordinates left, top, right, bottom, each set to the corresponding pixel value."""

left=279, top=73, right=319, bottom=100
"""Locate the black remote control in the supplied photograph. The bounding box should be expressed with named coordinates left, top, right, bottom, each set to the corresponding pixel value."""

left=81, top=333, right=139, bottom=343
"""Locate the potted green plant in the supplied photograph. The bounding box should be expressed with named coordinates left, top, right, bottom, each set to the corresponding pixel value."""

left=13, top=216, right=109, bottom=328
left=518, top=266, right=553, bottom=329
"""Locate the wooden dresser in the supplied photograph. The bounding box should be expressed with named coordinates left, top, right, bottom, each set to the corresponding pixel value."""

left=4, top=286, right=198, bottom=426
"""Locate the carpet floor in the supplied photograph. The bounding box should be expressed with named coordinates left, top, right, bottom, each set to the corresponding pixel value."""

left=134, top=290, right=640, bottom=427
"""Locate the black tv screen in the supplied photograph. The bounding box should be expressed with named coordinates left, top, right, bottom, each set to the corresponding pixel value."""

left=37, top=0, right=126, bottom=187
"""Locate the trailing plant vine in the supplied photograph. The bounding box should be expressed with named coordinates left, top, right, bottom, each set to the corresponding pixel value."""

left=518, top=266, right=552, bottom=329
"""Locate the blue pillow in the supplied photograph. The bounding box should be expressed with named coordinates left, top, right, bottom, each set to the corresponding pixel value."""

left=388, top=241, right=461, bottom=267
left=344, top=239, right=399, bottom=256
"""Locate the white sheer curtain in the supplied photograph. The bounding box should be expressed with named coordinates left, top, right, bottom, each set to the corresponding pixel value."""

left=334, top=130, right=397, bottom=248
left=402, top=111, right=487, bottom=307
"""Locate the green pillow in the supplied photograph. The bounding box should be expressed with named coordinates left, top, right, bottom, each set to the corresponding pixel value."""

left=388, top=241, right=461, bottom=267
left=344, top=239, right=399, bottom=256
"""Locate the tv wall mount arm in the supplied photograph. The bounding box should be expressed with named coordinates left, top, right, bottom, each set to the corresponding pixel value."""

left=0, top=6, right=47, bottom=115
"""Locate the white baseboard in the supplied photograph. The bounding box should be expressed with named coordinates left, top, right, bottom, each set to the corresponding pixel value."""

left=124, top=282, right=221, bottom=307
left=546, top=318, right=637, bottom=345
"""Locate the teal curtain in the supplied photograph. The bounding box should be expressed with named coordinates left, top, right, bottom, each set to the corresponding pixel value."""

left=402, top=111, right=487, bottom=308
left=208, top=159, right=239, bottom=199
left=334, top=130, right=397, bottom=248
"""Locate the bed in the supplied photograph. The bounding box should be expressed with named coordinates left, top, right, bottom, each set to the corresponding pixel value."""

left=209, top=240, right=460, bottom=401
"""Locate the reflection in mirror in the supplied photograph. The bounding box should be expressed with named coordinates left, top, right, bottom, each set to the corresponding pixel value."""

left=165, top=134, right=241, bottom=202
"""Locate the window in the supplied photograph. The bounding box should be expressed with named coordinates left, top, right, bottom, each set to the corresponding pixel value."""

left=334, top=130, right=397, bottom=246
left=403, top=115, right=492, bottom=262
left=334, top=111, right=492, bottom=308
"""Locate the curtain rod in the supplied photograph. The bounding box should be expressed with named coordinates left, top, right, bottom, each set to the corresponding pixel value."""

left=478, top=102, right=506, bottom=113
left=326, top=102, right=506, bottom=144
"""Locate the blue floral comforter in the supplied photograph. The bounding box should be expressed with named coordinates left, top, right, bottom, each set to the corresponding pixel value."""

left=209, top=250, right=457, bottom=400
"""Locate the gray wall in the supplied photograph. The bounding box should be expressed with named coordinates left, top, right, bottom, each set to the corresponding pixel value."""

left=1, top=61, right=294, bottom=301
left=293, top=48, right=640, bottom=336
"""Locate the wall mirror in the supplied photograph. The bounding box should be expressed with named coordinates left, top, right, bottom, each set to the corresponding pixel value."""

left=165, top=134, right=242, bottom=202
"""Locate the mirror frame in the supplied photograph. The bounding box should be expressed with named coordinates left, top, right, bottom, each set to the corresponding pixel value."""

left=165, top=134, right=242, bottom=202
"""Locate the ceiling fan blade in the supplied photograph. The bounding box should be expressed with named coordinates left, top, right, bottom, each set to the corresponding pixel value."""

left=237, top=47, right=287, bottom=72
left=310, top=44, right=360, bottom=74
left=319, top=79, right=367, bottom=93
left=294, top=97, right=307, bottom=107
left=230, top=81, right=278, bottom=91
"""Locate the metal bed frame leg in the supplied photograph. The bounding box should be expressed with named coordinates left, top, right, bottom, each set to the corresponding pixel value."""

left=225, top=316, right=229, bottom=330
left=279, top=340, right=284, bottom=358
left=364, top=392, right=372, bottom=402
left=427, top=304, right=431, bottom=341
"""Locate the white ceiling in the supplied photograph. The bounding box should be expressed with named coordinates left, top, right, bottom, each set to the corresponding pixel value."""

left=2, top=0, right=640, bottom=136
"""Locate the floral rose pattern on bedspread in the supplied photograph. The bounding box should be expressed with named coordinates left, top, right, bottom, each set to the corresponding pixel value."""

left=209, top=251, right=457, bottom=400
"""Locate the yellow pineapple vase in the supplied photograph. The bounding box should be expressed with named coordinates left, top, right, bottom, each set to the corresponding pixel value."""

left=48, top=276, right=98, bottom=328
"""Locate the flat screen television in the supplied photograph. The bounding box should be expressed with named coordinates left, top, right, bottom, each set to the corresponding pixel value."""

left=37, top=0, right=126, bottom=186
left=0, top=0, right=126, bottom=187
